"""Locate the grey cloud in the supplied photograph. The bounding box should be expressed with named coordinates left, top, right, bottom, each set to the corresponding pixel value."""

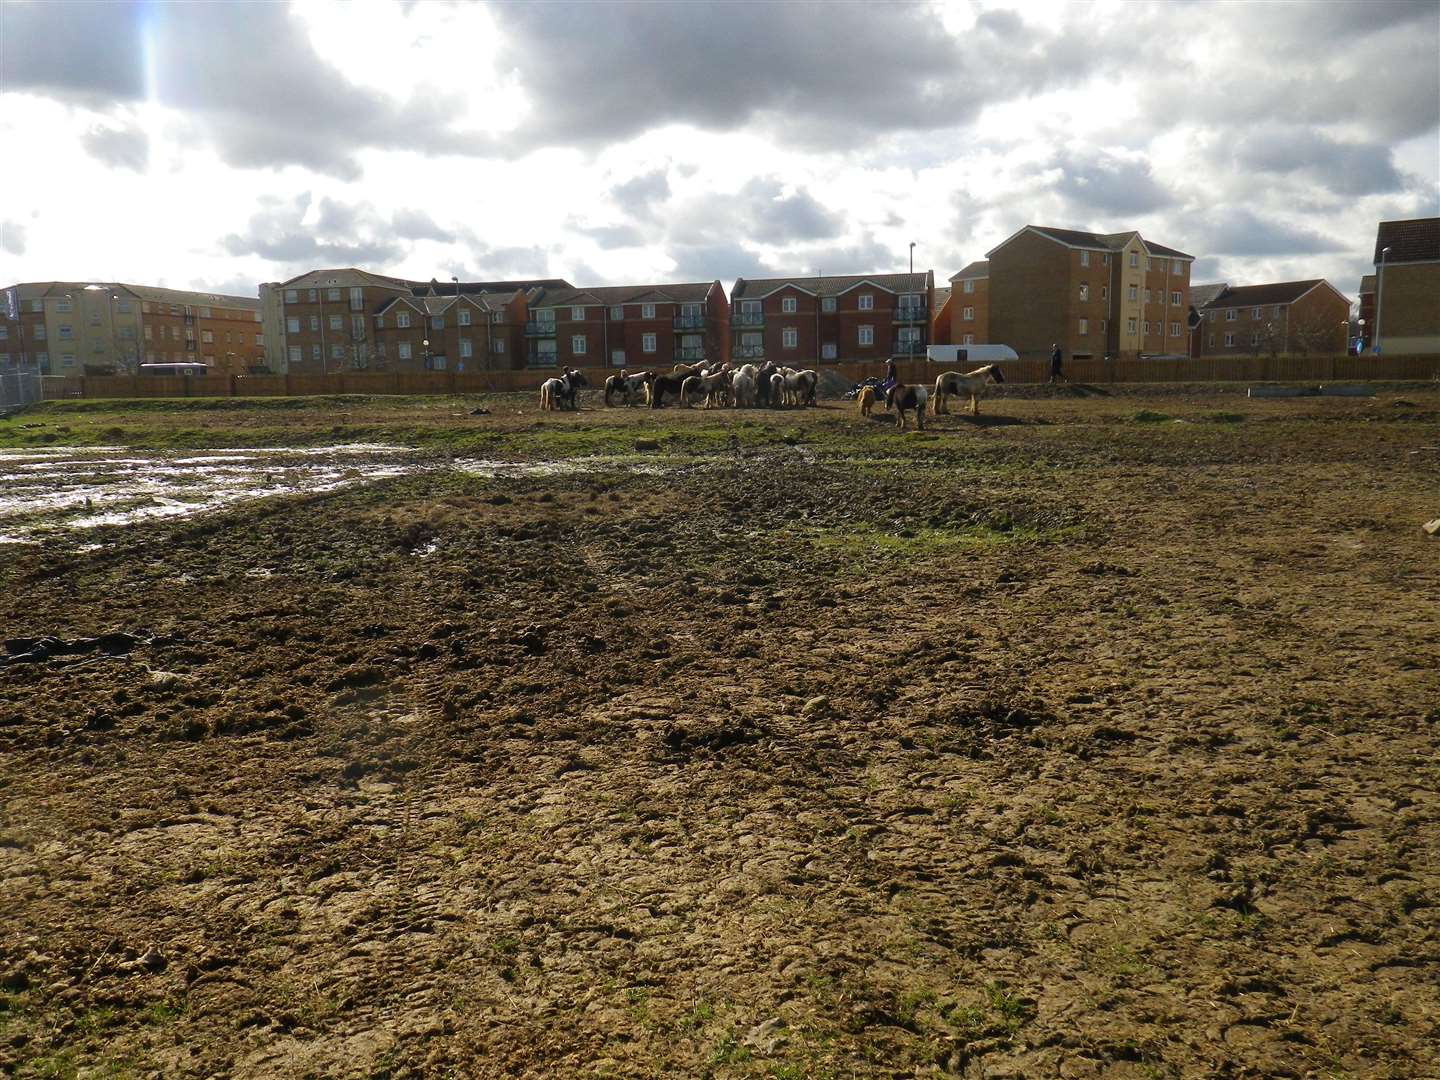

left=574, top=223, right=647, bottom=248
left=669, top=178, right=844, bottom=249
left=80, top=123, right=149, bottom=172
left=2, top=1, right=492, bottom=179
left=220, top=193, right=404, bottom=268
left=392, top=208, right=451, bottom=243
left=1046, top=150, right=1175, bottom=216
left=1196, top=210, right=1342, bottom=257
left=611, top=171, right=672, bottom=219
left=450, top=242, right=554, bottom=281
left=666, top=243, right=773, bottom=283
left=1, top=221, right=26, bottom=256
left=1233, top=129, right=1404, bottom=197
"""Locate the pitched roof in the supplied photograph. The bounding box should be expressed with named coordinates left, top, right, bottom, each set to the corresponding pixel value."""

left=1200, top=280, right=1342, bottom=309
left=949, top=261, right=989, bottom=281
left=1373, top=217, right=1440, bottom=264
left=990, top=226, right=1194, bottom=261
left=730, top=271, right=930, bottom=300
left=277, top=267, right=415, bottom=291
left=531, top=281, right=716, bottom=308
left=932, top=286, right=952, bottom=309
left=412, top=278, right=570, bottom=297
left=1189, top=282, right=1229, bottom=308
left=1358, top=274, right=1376, bottom=294
left=118, top=282, right=260, bottom=309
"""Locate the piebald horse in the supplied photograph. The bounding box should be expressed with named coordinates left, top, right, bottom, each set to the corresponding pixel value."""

left=604, top=370, right=650, bottom=407
left=540, top=369, right=588, bottom=411
left=932, top=364, right=1005, bottom=416
left=884, top=384, right=928, bottom=430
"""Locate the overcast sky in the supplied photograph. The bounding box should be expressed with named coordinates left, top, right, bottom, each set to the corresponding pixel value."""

left=2, top=0, right=1437, bottom=301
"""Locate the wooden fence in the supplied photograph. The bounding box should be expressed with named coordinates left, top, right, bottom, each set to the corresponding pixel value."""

left=38, top=354, right=1440, bottom=401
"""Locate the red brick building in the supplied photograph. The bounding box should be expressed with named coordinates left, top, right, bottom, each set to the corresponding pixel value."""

left=948, top=261, right=989, bottom=347
left=523, top=281, right=728, bottom=370
left=986, top=226, right=1193, bottom=361
left=930, top=286, right=952, bottom=347
left=1194, top=280, right=1351, bottom=357
left=728, top=272, right=934, bottom=365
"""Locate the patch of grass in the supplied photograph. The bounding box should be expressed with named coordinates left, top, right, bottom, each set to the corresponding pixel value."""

left=806, top=519, right=1076, bottom=563
left=709, top=1029, right=752, bottom=1065
left=1131, top=409, right=1171, bottom=423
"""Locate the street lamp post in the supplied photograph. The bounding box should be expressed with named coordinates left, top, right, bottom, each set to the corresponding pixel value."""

left=1373, top=246, right=1391, bottom=355
left=909, top=242, right=915, bottom=276
left=423, top=337, right=431, bottom=371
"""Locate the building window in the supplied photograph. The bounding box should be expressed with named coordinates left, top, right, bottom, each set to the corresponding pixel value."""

left=29, top=299, right=42, bottom=312
left=1127, top=317, right=1137, bottom=334
left=536, top=309, right=554, bottom=324
left=255, top=334, right=263, bottom=346
left=1080, top=250, right=1089, bottom=267
left=1129, top=253, right=1138, bottom=268
left=610, top=305, right=623, bottom=320
left=962, top=333, right=974, bottom=345
left=1250, top=333, right=1260, bottom=346
left=642, top=333, right=656, bottom=353
left=458, top=309, right=471, bottom=326
left=34, top=325, right=46, bottom=341
left=1170, top=322, right=1181, bottom=337
left=352, top=315, right=364, bottom=338
left=821, top=342, right=837, bottom=360
left=0, top=327, right=7, bottom=341
left=821, top=296, right=837, bottom=312
left=429, top=316, right=441, bottom=330
left=1127, top=285, right=1137, bottom=301
left=285, top=289, right=298, bottom=303
left=1224, top=333, right=1234, bottom=347
left=494, top=339, right=505, bottom=353
left=1144, top=289, right=1152, bottom=304
left=1208, top=335, right=1215, bottom=347
left=1100, top=320, right=1107, bottom=334
left=431, top=356, right=446, bottom=371
left=307, top=289, right=317, bottom=301
left=782, top=297, right=797, bottom=314
left=1155, top=259, right=1167, bottom=272
left=571, top=306, right=585, bottom=320
left=197, top=306, right=211, bottom=318
left=57, top=298, right=72, bottom=313
left=327, top=288, right=341, bottom=302
left=1142, top=321, right=1150, bottom=334
left=1078, top=318, right=1088, bottom=335
left=61, top=353, right=76, bottom=367
left=460, top=339, right=472, bottom=358
left=782, top=327, right=798, bottom=349
left=397, top=312, right=411, bottom=328
left=1171, top=291, right=1181, bottom=305
left=1226, top=310, right=1237, bottom=321
left=858, top=325, right=874, bottom=345
left=962, top=280, right=974, bottom=294
left=116, top=300, right=132, bottom=314
left=201, top=330, right=214, bottom=344
left=1101, top=286, right=1108, bottom=301
left=858, top=294, right=873, bottom=310
left=572, top=335, right=587, bottom=355
left=399, top=342, right=412, bottom=360
left=1273, top=305, right=1283, bottom=317
left=1079, top=283, right=1089, bottom=301
left=309, top=315, right=319, bottom=331
left=59, top=325, right=73, bottom=340
left=331, top=344, right=345, bottom=360
left=962, top=306, right=974, bottom=320
left=641, top=303, right=656, bottom=319
left=611, top=349, right=626, bottom=366
left=350, top=287, right=364, bottom=311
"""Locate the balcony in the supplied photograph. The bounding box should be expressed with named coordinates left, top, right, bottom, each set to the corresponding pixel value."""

left=673, top=315, right=707, bottom=331
left=893, top=306, right=927, bottom=323
left=891, top=340, right=927, bottom=357
left=525, top=321, right=557, bottom=336
left=733, top=344, right=765, bottom=360
left=675, top=346, right=706, bottom=362
left=732, top=311, right=765, bottom=327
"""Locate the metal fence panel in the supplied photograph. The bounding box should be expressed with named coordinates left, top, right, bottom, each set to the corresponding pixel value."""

left=0, top=365, right=42, bottom=409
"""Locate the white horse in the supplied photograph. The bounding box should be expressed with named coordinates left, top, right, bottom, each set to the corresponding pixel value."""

left=731, top=371, right=757, bottom=408
left=933, top=364, right=1005, bottom=416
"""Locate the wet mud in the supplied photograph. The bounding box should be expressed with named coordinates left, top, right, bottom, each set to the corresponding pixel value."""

left=1, top=391, right=1437, bottom=1078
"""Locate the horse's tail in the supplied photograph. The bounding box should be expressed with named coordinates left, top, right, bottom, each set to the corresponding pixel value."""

left=603, top=376, right=616, bottom=407
left=933, top=374, right=945, bottom=414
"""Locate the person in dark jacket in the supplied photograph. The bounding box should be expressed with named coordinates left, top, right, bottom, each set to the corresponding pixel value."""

left=1049, top=343, right=1066, bottom=384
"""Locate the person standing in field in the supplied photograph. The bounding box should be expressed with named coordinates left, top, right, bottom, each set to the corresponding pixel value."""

left=1050, top=343, right=1066, bottom=384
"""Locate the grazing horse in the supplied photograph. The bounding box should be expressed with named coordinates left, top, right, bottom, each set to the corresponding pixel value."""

left=857, top=386, right=876, bottom=417
left=884, top=384, right=928, bottom=430
left=604, top=369, right=649, bottom=407
left=932, top=364, right=1005, bottom=416
left=731, top=371, right=757, bottom=408
left=644, top=369, right=688, bottom=408
left=769, top=371, right=786, bottom=407
left=781, top=368, right=818, bottom=407
left=540, top=369, right=588, bottom=411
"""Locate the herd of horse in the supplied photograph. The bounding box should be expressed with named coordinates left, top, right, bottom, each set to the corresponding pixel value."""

left=538, top=360, right=1005, bottom=430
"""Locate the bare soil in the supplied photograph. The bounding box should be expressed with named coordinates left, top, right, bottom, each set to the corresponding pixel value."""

left=2, top=387, right=1438, bottom=1079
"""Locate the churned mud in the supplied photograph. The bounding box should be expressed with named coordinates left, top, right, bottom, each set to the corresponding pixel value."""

left=1, top=388, right=1437, bottom=1079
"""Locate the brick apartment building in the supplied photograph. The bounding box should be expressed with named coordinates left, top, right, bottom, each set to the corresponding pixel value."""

left=260, top=269, right=570, bottom=374
left=1357, top=274, right=1375, bottom=352
left=1186, top=282, right=1228, bottom=358
left=1, top=281, right=261, bottom=376
left=523, top=282, right=728, bottom=369
left=1371, top=217, right=1440, bottom=355
left=727, top=272, right=934, bottom=365
left=986, top=226, right=1193, bottom=360
left=930, top=286, right=952, bottom=347
left=948, top=261, right=989, bottom=346
left=1194, top=280, right=1351, bottom=357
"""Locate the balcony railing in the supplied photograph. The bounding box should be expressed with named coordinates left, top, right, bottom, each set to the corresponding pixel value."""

left=674, top=315, right=707, bottom=330
left=675, top=346, right=706, bottom=362
left=733, top=345, right=765, bottom=360
left=525, top=321, right=557, bottom=336
left=732, top=311, right=765, bottom=327
left=529, top=351, right=558, bottom=368
left=892, top=341, right=927, bottom=357
left=893, top=306, right=927, bottom=322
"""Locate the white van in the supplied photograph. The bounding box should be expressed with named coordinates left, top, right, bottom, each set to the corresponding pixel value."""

left=926, top=344, right=1018, bottom=364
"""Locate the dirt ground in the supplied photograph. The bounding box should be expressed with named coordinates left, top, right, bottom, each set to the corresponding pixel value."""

left=2, top=385, right=1438, bottom=1079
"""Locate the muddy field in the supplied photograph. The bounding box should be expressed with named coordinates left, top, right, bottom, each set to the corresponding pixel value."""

left=1, top=386, right=1438, bottom=1079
